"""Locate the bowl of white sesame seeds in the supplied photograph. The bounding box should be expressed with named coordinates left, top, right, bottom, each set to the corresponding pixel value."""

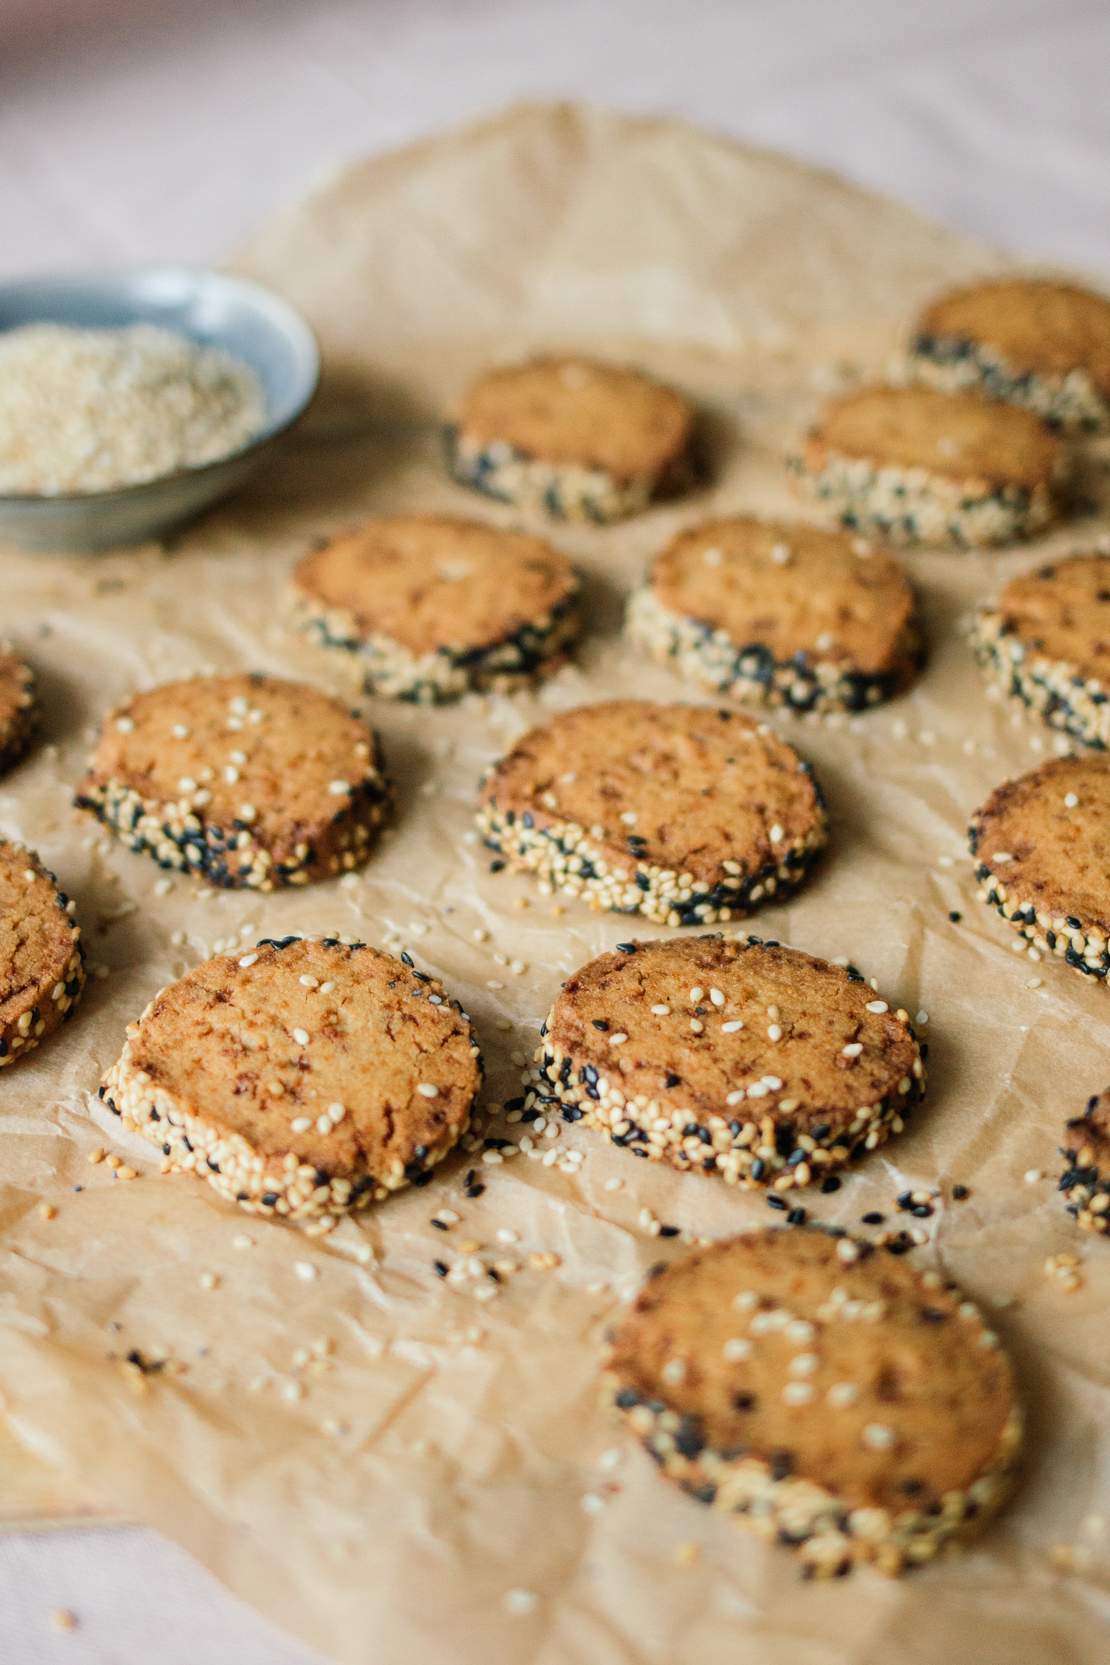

left=0, top=265, right=319, bottom=550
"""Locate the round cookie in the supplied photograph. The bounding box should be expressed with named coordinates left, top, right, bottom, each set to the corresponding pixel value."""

left=75, top=673, right=391, bottom=891
left=969, top=754, right=1110, bottom=984
left=1060, top=1091, right=1110, bottom=1234
left=0, top=644, right=36, bottom=775
left=291, top=514, right=581, bottom=702
left=972, top=553, right=1110, bottom=749
left=477, top=701, right=828, bottom=926
left=99, top=937, right=483, bottom=1219
left=0, top=841, right=84, bottom=1067
left=790, top=384, right=1066, bottom=548
left=909, top=277, right=1110, bottom=433
left=446, top=356, right=695, bottom=523
left=531, top=935, right=923, bottom=1187
left=626, top=516, right=922, bottom=714
left=532, top=939, right=925, bottom=1185
left=603, top=1228, right=1022, bottom=1577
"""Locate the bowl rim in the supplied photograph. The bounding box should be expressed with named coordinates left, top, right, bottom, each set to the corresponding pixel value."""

left=0, top=264, right=321, bottom=507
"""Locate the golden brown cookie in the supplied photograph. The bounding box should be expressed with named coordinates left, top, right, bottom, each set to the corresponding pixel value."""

left=972, top=553, right=1110, bottom=748
left=0, top=644, right=36, bottom=775
left=291, top=514, right=581, bottom=701
left=75, top=673, right=391, bottom=891
left=969, top=754, right=1110, bottom=984
left=99, top=937, right=483, bottom=1219
left=1060, top=1090, right=1110, bottom=1234
left=790, top=384, right=1066, bottom=548
left=910, top=277, right=1110, bottom=432
left=477, top=701, right=828, bottom=926
left=603, top=1229, right=1022, bottom=1577
left=627, top=516, right=922, bottom=713
left=0, top=841, right=84, bottom=1067
left=530, top=935, right=923, bottom=1186
left=446, top=356, right=695, bottom=522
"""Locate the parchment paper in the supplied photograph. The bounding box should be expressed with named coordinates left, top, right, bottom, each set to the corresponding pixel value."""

left=2, top=103, right=1110, bottom=1665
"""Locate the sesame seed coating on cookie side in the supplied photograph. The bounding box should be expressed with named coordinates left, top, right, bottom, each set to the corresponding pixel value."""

left=603, top=1229, right=1022, bottom=1577
left=1060, top=1091, right=1110, bottom=1233
left=530, top=935, right=924, bottom=1186
left=99, top=938, right=484, bottom=1219
left=0, top=645, right=38, bottom=776
left=477, top=701, right=828, bottom=925
left=972, top=555, right=1110, bottom=749
left=909, top=278, right=1110, bottom=433
left=969, top=755, right=1110, bottom=985
left=291, top=514, right=582, bottom=702
left=75, top=672, right=391, bottom=890
left=447, top=357, right=695, bottom=523
left=0, top=841, right=85, bottom=1068
left=790, top=385, right=1066, bottom=548
left=627, top=516, right=923, bottom=714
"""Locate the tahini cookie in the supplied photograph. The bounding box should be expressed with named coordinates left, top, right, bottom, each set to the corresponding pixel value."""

left=626, top=515, right=922, bottom=713
left=603, top=1228, right=1022, bottom=1577
left=446, top=356, right=695, bottom=523
left=0, top=645, right=36, bottom=775
left=972, top=553, right=1110, bottom=748
left=969, top=754, right=1110, bottom=985
left=292, top=513, right=581, bottom=702
left=1060, top=1091, right=1110, bottom=1234
left=76, top=672, right=391, bottom=890
left=531, top=935, right=923, bottom=1187
left=909, top=277, right=1110, bottom=432
left=477, top=701, right=828, bottom=926
left=0, top=841, right=84, bottom=1067
left=790, top=384, right=1066, bottom=548
left=99, top=937, right=483, bottom=1219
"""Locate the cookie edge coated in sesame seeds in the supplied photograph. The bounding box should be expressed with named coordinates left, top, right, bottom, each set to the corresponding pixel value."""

left=0, top=647, right=38, bottom=777
left=97, top=937, right=484, bottom=1220
left=1059, top=1094, right=1110, bottom=1234
left=0, top=842, right=85, bottom=1069
left=601, top=1229, right=1023, bottom=1578
left=971, top=603, right=1110, bottom=751
left=443, top=425, right=695, bottom=525
left=525, top=934, right=925, bottom=1187
left=907, top=334, right=1110, bottom=434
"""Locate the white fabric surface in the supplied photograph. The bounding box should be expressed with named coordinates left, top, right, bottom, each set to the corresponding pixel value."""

left=1, top=1, right=1108, bottom=1659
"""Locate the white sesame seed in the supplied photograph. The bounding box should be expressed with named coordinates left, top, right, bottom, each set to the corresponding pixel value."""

left=722, top=1337, right=752, bottom=1361
left=328, top=780, right=350, bottom=796
left=291, top=1116, right=312, bottom=1133
left=721, top=1020, right=744, bottom=1034
left=238, top=804, right=256, bottom=822
left=1065, top=792, right=1079, bottom=808
left=689, top=1018, right=704, bottom=1034
left=650, top=1003, right=671, bottom=1016
left=842, top=1042, right=863, bottom=1058
left=292, top=1027, right=310, bottom=1047
left=689, top=986, right=704, bottom=1003
left=769, top=824, right=784, bottom=844
left=294, top=1261, right=318, bottom=1282
left=862, top=1423, right=896, bottom=1450
left=782, top=1381, right=815, bottom=1405
left=661, top=1358, right=687, bottom=1385
left=789, top=1352, right=819, bottom=1376
left=709, top=988, right=725, bottom=1007
left=417, top=1083, right=439, bottom=1098
left=827, top=1382, right=859, bottom=1408
left=767, top=1024, right=782, bottom=1042
left=865, top=1000, right=888, bottom=1014
left=238, top=953, right=258, bottom=968
left=608, top=1032, right=628, bottom=1046
left=115, top=715, right=135, bottom=732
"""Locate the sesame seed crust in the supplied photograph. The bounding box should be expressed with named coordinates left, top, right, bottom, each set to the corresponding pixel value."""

left=603, top=1228, right=1022, bottom=1577
left=477, top=701, right=828, bottom=926
left=969, top=755, right=1110, bottom=984
left=790, top=384, right=1065, bottom=549
left=0, top=840, right=85, bottom=1068
left=0, top=645, right=37, bottom=776
left=75, top=673, right=391, bottom=891
left=909, top=277, right=1110, bottom=432
left=531, top=935, right=924, bottom=1187
left=626, top=516, right=923, bottom=714
left=445, top=357, right=695, bottom=523
left=972, top=555, right=1110, bottom=749
left=99, top=937, right=483, bottom=1219
left=291, top=514, right=582, bottom=702
left=1060, top=1091, right=1110, bottom=1234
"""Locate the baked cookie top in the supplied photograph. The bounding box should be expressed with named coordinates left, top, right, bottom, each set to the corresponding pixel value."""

left=606, top=1228, right=1017, bottom=1514
left=455, top=357, right=693, bottom=480
left=646, top=516, right=916, bottom=674
left=293, top=514, right=578, bottom=656
left=480, top=701, right=824, bottom=885
left=548, top=935, right=917, bottom=1131
left=807, top=385, right=1063, bottom=491
left=79, top=673, right=382, bottom=864
left=983, top=554, right=1110, bottom=684
left=0, top=644, right=35, bottom=746
left=970, top=754, right=1110, bottom=930
left=0, top=841, right=80, bottom=1033
left=119, top=938, right=481, bottom=1177
left=918, top=278, right=1110, bottom=395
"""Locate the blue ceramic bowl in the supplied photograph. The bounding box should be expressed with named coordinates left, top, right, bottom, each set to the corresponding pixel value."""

left=0, top=266, right=319, bottom=550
